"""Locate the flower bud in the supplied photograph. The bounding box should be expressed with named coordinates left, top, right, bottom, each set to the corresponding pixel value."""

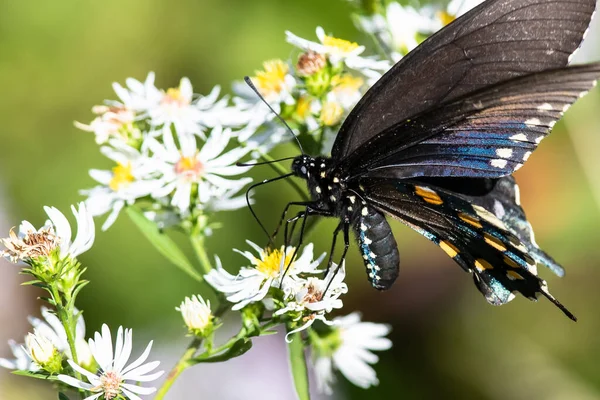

left=177, top=295, right=214, bottom=336
left=296, top=51, right=326, bottom=76
left=25, top=331, right=62, bottom=374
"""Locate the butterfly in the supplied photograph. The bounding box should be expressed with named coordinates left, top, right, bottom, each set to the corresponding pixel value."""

left=280, top=0, right=600, bottom=321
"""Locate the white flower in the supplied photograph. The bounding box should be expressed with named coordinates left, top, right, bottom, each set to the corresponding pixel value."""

left=1, top=203, right=94, bottom=263
left=205, top=242, right=323, bottom=311
left=112, top=72, right=162, bottom=113
left=358, top=3, right=440, bottom=61
left=312, top=312, right=392, bottom=394
left=277, top=263, right=348, bottom=340
left=285, top=27, right=390, bottom=82
left=82, top=140, right=159, bottom=230
left=75, top=104, right=139, bottom=145
left=24, top=330, right=57, bottom=366
left=0, top=306, right=90, bottom=371
left=58, top=324, right=163, bottom=400
left=0, top=339, right=35, bottom=371
left=146, top=126, right=251, bottom=213
left=177, top=295, right=213, bottom=333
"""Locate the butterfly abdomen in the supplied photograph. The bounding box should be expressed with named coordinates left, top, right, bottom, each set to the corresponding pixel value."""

left=352, top=203, right=399, bottom=290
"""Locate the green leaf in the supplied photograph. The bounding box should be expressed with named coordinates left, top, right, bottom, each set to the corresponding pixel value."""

left=191, top=338, right=253, bottom=364
left=58, top=393, right=70, bottom=400
left=126, top=207, right=202, bottom=282
left=287, top=332, right=311, bottom=400
left=12, top=370, right=58, bottom=381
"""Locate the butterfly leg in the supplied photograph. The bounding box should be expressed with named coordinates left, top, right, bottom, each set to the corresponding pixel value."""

left=272, top=201, right=313, bottom=241
left=323, top=220, right=351, bottom=295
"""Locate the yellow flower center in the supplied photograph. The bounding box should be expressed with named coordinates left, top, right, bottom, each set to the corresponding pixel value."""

left=296, top=96, right=312, bottom=119
left=254, top=60, right=289, bottom=98
left=175, top=155, right=203, bottom=180
left=437, top=10, right=456, bottom=26
left=332, top=75, right=364, bottom=92
left=255, top=248, right=294, bottom=278
left=322, top=35, right=359, bottom=53
left=109, top=162, right=134, bottom=191
left=162, top=87, right=190, bottom=107
left=319, top=101, right=344, bottom=126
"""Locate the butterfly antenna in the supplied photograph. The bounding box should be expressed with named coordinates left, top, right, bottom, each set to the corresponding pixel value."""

left=245, top=172, right=295, bottom=245
left=237, top=156, right=297, bottom=167
left=244, top=76, right=304, bottom=154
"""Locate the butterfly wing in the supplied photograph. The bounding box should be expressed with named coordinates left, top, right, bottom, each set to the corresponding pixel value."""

left=338, top=63, right=600, bottom=179
left=332, top=0, right=596, bottom=160
left=362, top=178, right=575, bottom=320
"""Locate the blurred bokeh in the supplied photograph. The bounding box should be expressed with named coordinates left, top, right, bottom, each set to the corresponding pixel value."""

left=2, top=0, right=600, bottom=399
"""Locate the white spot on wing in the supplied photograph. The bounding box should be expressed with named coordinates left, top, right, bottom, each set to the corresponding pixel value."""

left=510, top=133, right=528, bottom=142
left=490, top=159, right=508, bottom=168
left=537, top=103, right=552, bottom=111
left=496, top=148, right=513, bottom=158
left=523, top=151, right=532, bottom=161
left=535, top=135, right=544, bottom=144
left=524, top=118, right=541, bottom=127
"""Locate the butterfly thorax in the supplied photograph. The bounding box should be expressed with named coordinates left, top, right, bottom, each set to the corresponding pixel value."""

left=291, top=155, right=348, bottom=214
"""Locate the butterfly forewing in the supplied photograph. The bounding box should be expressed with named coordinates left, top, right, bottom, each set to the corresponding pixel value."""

left=339, top=64, right=600, bottom=179
left=332, top=0, right=596, bottom=160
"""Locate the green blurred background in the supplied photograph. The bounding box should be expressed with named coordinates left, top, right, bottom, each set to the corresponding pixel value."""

left=2, top=0, right=600, bottom=399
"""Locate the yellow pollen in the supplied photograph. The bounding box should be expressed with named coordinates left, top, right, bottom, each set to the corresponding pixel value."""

left=109, top=162, right=134, bottom=191
left=319, top=101, right=344, bottom=126
left=296, top=96, right=312, bottom=119
left=332, top=75, right=364, bottom=92
left=322, top=34, right=359, bottom=53
left=437, top=10, right=456, bottom=26
left=256, top=248, right=294, bottom=277
left=254, top=60, right=289, bottom=97
left=175, top=155, right=203, bottom=180
left=162, top=87, right=189, bottom=107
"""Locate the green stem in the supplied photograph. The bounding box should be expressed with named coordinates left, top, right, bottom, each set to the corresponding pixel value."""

left=189, top=234, right=213, bottom=276
left=154, top=338, right=202, bottom=400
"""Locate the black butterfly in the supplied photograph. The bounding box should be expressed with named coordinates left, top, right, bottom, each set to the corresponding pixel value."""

left=272, top=0, right=600, bottom=321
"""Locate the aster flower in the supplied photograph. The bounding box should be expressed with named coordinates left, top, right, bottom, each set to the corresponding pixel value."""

left=276, top=263, right=348, bottom=340
left=75, top=104, right=140, bottom=145
left=112, top=72, right=162, bottom=114
left=82, top=139, right=159, bottom=230
left=177, top=294, right=214, bottom=336
left=146, top=126, right=251, bottom=214
left=0, top=339, right=35, bottom=371
left=311, top=312, right=392, bottom=394
left=1, top=202, right=94, bottom=264
left=205, top=242, right=323, bottom=311
left=285, top=27, right=390, bottom=82
left=0, top=307, right=91, bottom=372
left=24, top=330, right=62, bottom=374
left=357, top=2, right=440, bottom=61
left=58, top=324, right=163, bottom=400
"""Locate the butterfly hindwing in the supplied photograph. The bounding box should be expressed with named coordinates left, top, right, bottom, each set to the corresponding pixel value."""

left=362, top=178, right=575, bottom=319
left=332, top=0, right=597, bottom=160
left=339, top=64, right=600, bottom=180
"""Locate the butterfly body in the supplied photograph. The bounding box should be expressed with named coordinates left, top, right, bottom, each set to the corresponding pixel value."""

left=281, top=0, right=600, bottom=320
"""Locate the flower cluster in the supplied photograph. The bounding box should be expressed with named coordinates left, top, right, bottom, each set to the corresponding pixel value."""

left=234, top=27, right=390, bottom=155
left=355, top=0, right=484, bottom=60
left=78, top=74, right=252, bottom=231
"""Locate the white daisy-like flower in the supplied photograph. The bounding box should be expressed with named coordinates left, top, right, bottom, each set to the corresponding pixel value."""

left=358, top=2, right=440, bottom=61
left=285, top=27, right=390, bottom=82
left=75, top=104, right=140, bottom=145
left=205, top=242, right=323, bottom=311
left=58, top=324, right=163, bottom=400
left=1, top=203, right=94, bottom=263
left=0, top=307, right=90, bottom=371
left=82, top=139, right=159, bottom=230
left=0, top=339, right=35, bottom=371
left=276, top=263, right=348, bottom=340
left=24, top=330, right=59, bottom=369
left=146, top=126, right=251, bottom=213
left=312, top=312, right=392, bottom=394
left=112, top=72, right=162, bottom=114
left=177, top=294, right=214, bottom=334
